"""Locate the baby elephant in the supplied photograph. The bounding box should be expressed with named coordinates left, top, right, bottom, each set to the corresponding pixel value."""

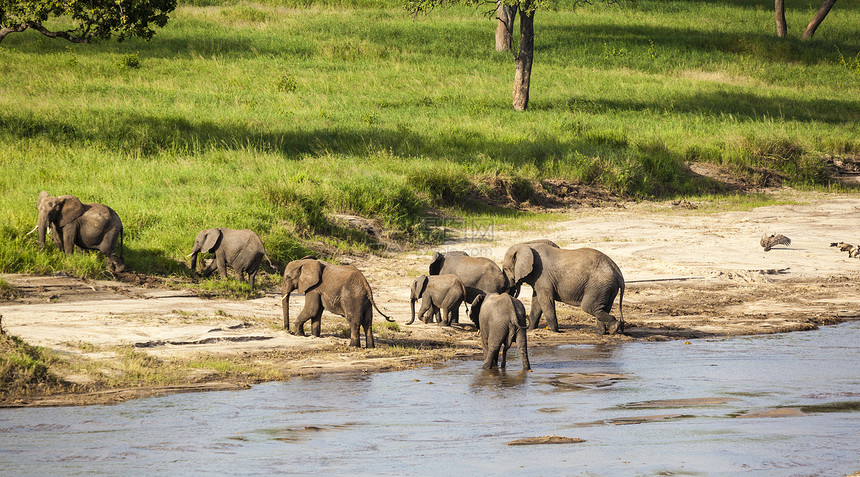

left=189, top=228, right=275, bottom=289
left=469, top=293, right=531, bottom=371
left=407, top=274, right=467, bottom=326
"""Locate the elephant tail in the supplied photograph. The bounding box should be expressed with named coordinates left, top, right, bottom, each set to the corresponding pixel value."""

left=363, top=277, right=393, bottom=322
left=119, top=228, right=124, bottom=260
left=264, top=251, right=277, bottom=272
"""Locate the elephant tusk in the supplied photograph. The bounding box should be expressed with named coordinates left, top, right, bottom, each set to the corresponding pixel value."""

left=185, top=252, right=194, bottom=258
left=281, top=293, right=290, bottom=301
left=25, top=225, right=38, bottom=235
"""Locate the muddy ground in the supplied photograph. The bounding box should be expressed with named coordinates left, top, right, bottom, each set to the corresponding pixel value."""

left=2, top=190, right=860, bottom=407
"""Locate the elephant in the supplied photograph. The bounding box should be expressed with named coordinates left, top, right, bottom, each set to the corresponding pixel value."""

left=469, top=293, right=531, bottom=371
left=189, top=228, right=275, bottom=289
left=36, top=191, right=125, bottom=272
left=281, top=257, right=394, bottom=348
left=502, top=241, right=625, bottom=335
left=407, top=274, right=467, bottom=326
left=429, top=251, right=511, bottom=304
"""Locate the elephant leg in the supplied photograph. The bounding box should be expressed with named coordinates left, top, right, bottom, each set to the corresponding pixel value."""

left=249, top=271, right=257, bottom=289
left=441, top=307, right=450, bottom=326
left=201, top=259, right=219, bottom=278
left=98, top=228, right=124, bottom=272
left=363, top=308, right=375, bottom=349
left=528, top=299, right=542, bottom=330
left=347, top=320, right=361, bottom=347
left=216, top=253, right=228, bottom=279
left=592, top=310, right=621, bottom=335
left=62, top=226, right=77, bottom=255
left=296, top=294, right=323, bottom=337
left=583, top=295, right=621, bottom=335
left=500, top=342, right=509, bottom=368
left=535, top=294, right=559, bottom=332
left=417, top=299, right=433, bottom=324
left=483, top=342, right=502, bottom=369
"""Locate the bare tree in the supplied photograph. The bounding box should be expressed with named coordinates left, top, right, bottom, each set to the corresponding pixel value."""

left=774, top=0, right=839, bottom=40
left=775, top=0, right=787, bottom=37
left=495, top=1, right=515, bottom=52
left=409, top=0, right=542, bottom=111
left=802, top=0, right=838, bottom=40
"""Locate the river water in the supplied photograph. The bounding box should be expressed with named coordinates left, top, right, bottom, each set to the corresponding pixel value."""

left=2, top=323, right=859, bottom=476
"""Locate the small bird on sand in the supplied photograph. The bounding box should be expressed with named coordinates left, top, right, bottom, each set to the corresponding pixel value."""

left=761, top=233, right=791, bottom=252
left=830, top=242, right=860, bottom=258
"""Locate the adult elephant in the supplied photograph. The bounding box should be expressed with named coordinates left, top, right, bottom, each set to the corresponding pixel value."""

left=281, top=257, right=394, bottom=348
left=429, top=251, right=510, bottom=303
left=469, top=293, right=531, bottom=371
left=36, top=191, right=125, bottom=272
left=502, top=242, right=625, bottom=335
left=189, top=228, right=275, bottom=289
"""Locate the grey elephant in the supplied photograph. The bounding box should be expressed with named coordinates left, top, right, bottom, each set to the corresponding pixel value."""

left=189, top=228, right=275, bottom=289
left=281, top=257, right=393, bottom=348
left=36, top=191, right=125, bottom=272
left=469, top=293, right=531, bottom=371
left=502, top=241, right=625, bottom=335
left=429, top=251, right=511, bottom=304
left=407, top=274, right=467, bottom=326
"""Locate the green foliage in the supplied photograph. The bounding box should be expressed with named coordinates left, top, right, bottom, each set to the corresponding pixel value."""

left=0, top=331, right=68, bottom=398
left=835, top=46, right=860, bottom=75
left=0, top=0, right=858, bottom=278
left=0, top=0, right=177, bottom=43
left=274, top=74, right=297, bottom=93
left=0, top=277, right=20, bottom=300
left=115, top=53, right=141, bottom=69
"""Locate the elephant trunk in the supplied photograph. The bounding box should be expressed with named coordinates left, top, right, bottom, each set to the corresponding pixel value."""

left=189, top=248, right=200, bottom=277
left=517, top=327, right=531, bottom=371
left=282, top=283, right=294, bottom=332
left=407, top=298, right=417, bottom=325
left=37, top=212, right=49, bottom=250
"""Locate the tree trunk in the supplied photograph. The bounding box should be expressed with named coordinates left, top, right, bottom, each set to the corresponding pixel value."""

left=512, top=8, right=534, bottom=111
left=775, top=0, right=787, bottom=37
left=802, top=0, right=837, bottom=40
left=495, top=2, right=515, bottom=52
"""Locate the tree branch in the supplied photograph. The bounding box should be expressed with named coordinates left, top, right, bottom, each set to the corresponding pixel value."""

left=26, top=22, right=91, bottom=43
left=0, top=22, right=28, bottom=43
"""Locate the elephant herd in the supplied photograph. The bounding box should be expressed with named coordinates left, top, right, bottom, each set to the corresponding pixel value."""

left=33, top=191, right=627, bottom=372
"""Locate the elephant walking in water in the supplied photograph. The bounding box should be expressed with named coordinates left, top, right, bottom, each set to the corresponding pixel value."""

left=36, top=191, right=125, bottom=272
left=281, top=257, right=393, bottom=348
left=469, top=293, right=531, bottom=371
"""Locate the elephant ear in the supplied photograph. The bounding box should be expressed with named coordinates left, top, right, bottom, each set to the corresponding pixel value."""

left=513, top=245, right=536, bottom=283
left=57, top=195, right=85, bottom=227
left=201, top=228, right=223, bottom=253
left=413, top=275, right=429, bottom=299
left=469, top=294, right=485, bottom=325
left=298, top=260, right=323, bottom=294
left=429, top=252, right=443, bottom=275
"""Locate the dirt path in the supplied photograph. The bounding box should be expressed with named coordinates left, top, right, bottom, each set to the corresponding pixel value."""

left=3, top=191, right=860, bottom=406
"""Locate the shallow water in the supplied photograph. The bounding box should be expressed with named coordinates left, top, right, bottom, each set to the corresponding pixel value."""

left=2, top=322, right=859, bottom=476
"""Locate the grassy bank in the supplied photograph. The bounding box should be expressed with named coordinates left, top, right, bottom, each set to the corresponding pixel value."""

left=1, top=0, right=858, bottom=278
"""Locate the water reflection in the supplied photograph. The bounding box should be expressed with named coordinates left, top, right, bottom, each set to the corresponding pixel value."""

left=1, top=322, right=859, bottom=476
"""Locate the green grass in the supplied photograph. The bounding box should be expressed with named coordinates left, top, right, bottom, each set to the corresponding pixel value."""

left=1, top=0, right=858, bottom=278
left=0, top=330, right=72, bottom=398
